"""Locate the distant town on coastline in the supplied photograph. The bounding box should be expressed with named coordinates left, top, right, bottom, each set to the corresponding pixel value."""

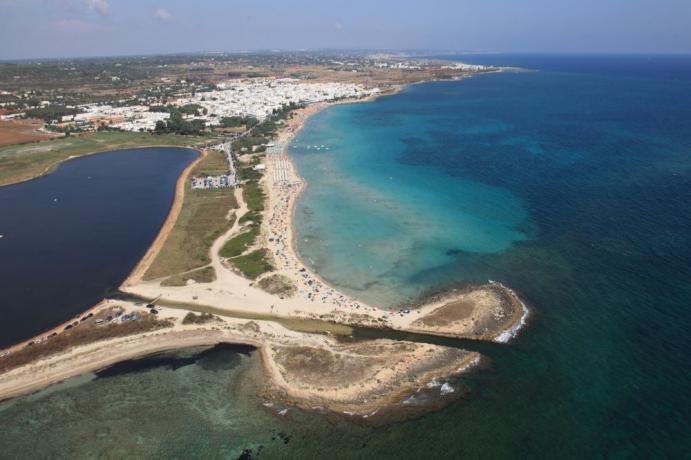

left=0, top=53, right=491, bottom=140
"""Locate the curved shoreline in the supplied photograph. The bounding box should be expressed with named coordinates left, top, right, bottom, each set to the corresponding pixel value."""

left=0, top=329, right=248, bottom=404
left=124, top=148, right=205, bottom=285
left=0, top=304, right=483, bottom=421
left=0, top=146, right=203, bottom=353
left=1, top=80, right=530, bottom=416
left=394, top=282, right=532, bottom=343
left=0, top=142, right=205, bottom=188
left=260, top=346, right=482, bottom=421
left=489, top=281, right=531, bottom=343
left=273, top=99, right=530, bottom=342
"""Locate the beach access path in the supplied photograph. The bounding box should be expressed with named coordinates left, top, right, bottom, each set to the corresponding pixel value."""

left=121, top=101, right=529, bottom=341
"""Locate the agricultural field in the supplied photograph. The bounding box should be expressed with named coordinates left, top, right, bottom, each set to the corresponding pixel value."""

left=0, top=119, right=59, bottom=147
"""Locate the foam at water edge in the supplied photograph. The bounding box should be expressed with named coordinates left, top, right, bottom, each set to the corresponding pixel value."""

left=440, top=383, right=455, bottom=395
left=490, top=280, right=530, bottom=343
left=456, top=354, right=481, bottom=373
left=426, top=378, right=441, bottom=388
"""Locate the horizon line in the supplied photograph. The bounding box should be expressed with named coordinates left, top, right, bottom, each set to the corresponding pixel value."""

left=2, top=49, right=691, bottom=63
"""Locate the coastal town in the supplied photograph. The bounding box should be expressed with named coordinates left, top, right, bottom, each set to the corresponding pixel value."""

left=0, top=53, right=526, bottom=426
left=0, top=52, right=495, bottom=143
left=1, top=79, right=379, bottom=133
left=1, top=0, right=687, bottom=456
left=71, top=79, right=379, bottom=132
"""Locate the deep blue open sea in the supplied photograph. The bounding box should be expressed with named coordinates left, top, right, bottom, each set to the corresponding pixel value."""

left=1, top=55, right=690, bottom=458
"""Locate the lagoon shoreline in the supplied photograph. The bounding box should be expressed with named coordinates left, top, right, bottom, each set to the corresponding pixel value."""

left=0, top=78, right=529, bottom=419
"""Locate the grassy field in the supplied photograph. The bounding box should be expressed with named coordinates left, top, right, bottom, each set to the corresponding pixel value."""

left=243, top=181, right=266, bottom=212
left=144, top=148, right=239, bottom=281
left=160, top=266, right=216, bottom=287
left=219, top=226, right=260, bottom=258
left=230, top=248, right=274, bottom=280
left=236, top=175, right=266, bottom=226
left=0, top=130, right=216, bottom=187
left=223, top=157, right=274, bottom=278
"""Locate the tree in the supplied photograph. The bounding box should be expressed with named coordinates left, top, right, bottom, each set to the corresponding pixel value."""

left=154, top=120, right=168, bottom=134
left=153, top=110, right=205, bottom=135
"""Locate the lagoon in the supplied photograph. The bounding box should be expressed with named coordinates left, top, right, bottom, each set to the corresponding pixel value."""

left=2, top=55, right=691, bottom=458
left=0, top=147, right=197, bottom=347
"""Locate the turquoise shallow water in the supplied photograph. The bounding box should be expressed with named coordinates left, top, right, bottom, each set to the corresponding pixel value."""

left=291, top=103, right=532, bottom=307
left=1, top=55, right=691, bottom=458
left=0, top=346, right=304, bottom=458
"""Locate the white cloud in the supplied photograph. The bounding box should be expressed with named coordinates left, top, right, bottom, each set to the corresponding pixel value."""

left=85, top=0, right=108, bottom=15
left=335, top=22, right=343, bottom=30
left=154, top=8, right=172, bottom=21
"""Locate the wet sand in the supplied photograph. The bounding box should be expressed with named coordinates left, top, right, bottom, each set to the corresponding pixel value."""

left=0, top=93, right=529, bottom=418
left=120, top=99, right=528, bottom=342
left=125, top=148, right=205, bottom=285
left=0, top=302, right=480, bottom=421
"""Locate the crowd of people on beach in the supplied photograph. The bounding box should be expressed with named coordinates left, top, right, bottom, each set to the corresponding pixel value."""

left=264, top=151, right=380, bottom=314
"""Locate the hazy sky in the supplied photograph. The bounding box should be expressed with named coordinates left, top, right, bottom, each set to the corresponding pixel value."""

left=1, top=0, right=690, bottom=59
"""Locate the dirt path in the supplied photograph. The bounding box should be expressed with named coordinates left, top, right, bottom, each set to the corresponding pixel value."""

left=209, top=186, right=249, bottom=282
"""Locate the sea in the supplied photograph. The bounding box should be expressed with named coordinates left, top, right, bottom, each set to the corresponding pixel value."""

left=1, top=55, right=690, bottom=459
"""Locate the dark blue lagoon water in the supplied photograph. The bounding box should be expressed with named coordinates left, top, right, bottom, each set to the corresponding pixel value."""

left=1, top=55, right=691, bottom=458
left=0, top=147, right=197, bottom=347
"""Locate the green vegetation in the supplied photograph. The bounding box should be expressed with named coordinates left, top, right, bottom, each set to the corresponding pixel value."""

left=224, top=153, right=269, bottom=277
left=181, top=311, right=218, bottom=325
left=228, top=103, right=303, bottom=155
left=25, top=104, right=80, bottom=122
left=0, top=130, right=215, bottom=187
left=233, top=135, right=268, bottom=152
left=251, top=120, right=279, bottom=138
left=161, top=266, right=216, bottom=286
left=272, top=102, right=304, bottom=120
left=236, top=168, right=266, bottom=226
left=229, top=248, right=273, bottom=280
left=179, top=104, right=204, bottom=115
left=257, top=274, right=297, bottom=297
left=148, top=105, right=170, bottom=113
left=220, top=226, right=260, bottom=258
left=154, top=110, right=206, bottom=136
left=238, top=211, right=262, bottom=226
left=243, top=181, right=266, bottom=212
left=220, top=116, right=258, bottom=128
left=144, top=149, right=238, bottom=280
left=237, top=162, right=263, bottom=182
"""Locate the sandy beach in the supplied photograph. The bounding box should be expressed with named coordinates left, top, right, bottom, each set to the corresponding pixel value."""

left=1, top=93, right=528, bottom=417
left=126, top=148, right=205, bottom=285
left=120, top=98, right=527, bottom=341
left=120, top=101, right=392, bottom=330
left=0, top=302, right=480, bottom=420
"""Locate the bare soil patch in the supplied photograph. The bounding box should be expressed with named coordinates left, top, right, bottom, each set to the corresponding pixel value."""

left=0, top=309, right=172, bottom=374
left=0, top=119, right=57, bottom=146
